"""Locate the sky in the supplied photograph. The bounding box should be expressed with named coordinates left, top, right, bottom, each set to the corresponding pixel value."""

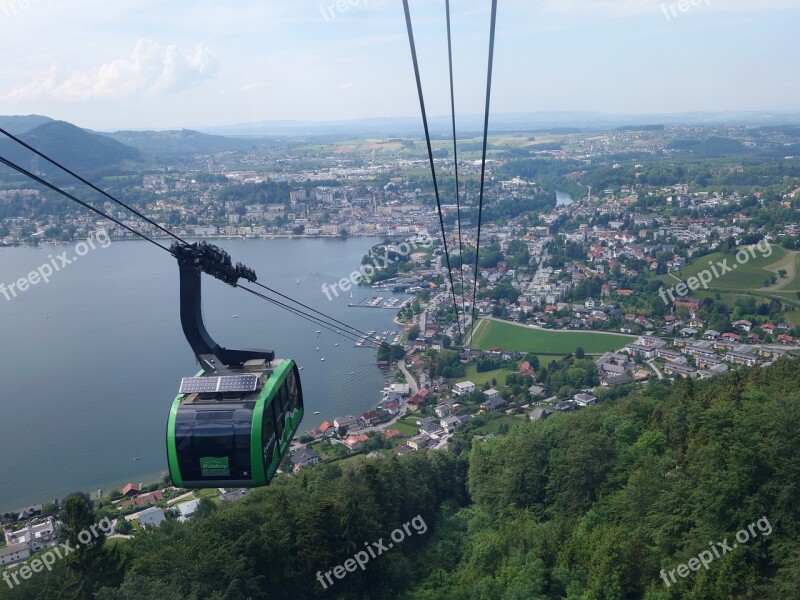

left=0, top=0, right=798, bottom=131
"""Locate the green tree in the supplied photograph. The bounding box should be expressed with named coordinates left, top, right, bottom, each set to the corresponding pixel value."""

left=115, top=519, right=133, bottom=535
left=58, top=495, right=122, bottom=598
left=193, top=497, right=217, bottom=519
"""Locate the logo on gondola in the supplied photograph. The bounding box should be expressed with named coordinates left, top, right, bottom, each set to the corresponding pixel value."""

left=200, top=456, right=230, bottom=477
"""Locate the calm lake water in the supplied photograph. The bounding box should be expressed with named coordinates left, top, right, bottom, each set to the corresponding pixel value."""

left=0, top=237, right=403, bottom=512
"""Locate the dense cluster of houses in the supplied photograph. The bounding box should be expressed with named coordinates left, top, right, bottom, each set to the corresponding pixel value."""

left=0, top=515, right=57, bottom=567
left=621, top=331, right=790, bottom=380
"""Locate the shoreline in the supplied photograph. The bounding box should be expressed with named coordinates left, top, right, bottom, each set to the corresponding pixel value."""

left=1, top=236, right=408, bottom=514
left=0, top=232, right=415, bottom=248
left=1, top=468, right=167, bottom=516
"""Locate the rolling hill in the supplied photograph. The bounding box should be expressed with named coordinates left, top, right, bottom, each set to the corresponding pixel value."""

left=0, top=120, right=140, bottom=175
left=101, top=128, right=273, bottom=158
left=0, top=114, right=55, bottom=135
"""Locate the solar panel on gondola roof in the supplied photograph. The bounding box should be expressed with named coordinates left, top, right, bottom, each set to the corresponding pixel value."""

left=179, top=375, right=258, bottom=395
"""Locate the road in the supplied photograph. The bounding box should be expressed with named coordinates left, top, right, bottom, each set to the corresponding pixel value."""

left=399, top=361, right=419, bottom=395
left=343, top=361, right=418, bottom=436
left=647, top=359, right=664, bottom=380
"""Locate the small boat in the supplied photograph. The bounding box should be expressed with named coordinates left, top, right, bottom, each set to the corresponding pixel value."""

left=316, top=330, right=321, bottom=335
left=296, top=277, right=300, bottom=285
left=316, top=347, right=320, bottom=351
left=133, top=456, right=141, bottom=462
left=335, top=343, right=339, bottom=346
left=232, top=315, right=239, bottom=319
left=321, top=358, right=326, bottom=361
left=314, top=411, right=321, bottom=415
left=298, top=366, right=304, bottom=370
left=349, top=372, right=355, bottom=375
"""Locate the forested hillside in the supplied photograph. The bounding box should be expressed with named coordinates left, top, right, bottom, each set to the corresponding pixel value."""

left=0, top=121, right=139, bottom=178
left=5, top=359, right=800, bottom=599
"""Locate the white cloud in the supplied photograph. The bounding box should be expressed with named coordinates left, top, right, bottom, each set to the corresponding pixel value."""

left=3, top=39, right=218, bottom=101
left=338, top=82, right=355, bottom=92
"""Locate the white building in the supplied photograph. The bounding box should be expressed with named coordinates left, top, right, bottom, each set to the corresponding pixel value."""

left=574, top=393, right=597, bottom=407
left=177, top=500, right=201, bottom=523
left=3, top=517, right=56, bottom=547
left=333, top=415, right=360, bottom=430
left=453, top=381, right=476, bottom=396
left=440, top=416, right=461, bottom=433
left=383, top=383, right=410, bottom=396
left=0, top=543, right=31, bottom=567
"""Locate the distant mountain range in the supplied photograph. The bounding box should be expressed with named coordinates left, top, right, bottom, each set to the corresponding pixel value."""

left=200, top=111, right=800, bottom=138
left=0, top=115, right=280, bottom=175
left=1, top=110, right=799, bottom=178
left=101, top=129, right=274, bottom=158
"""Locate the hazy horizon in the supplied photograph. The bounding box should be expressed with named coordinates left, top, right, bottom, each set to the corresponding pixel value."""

left=5, top=109, right=800, bottom=138
left=0, top=0, right=798, bottom=131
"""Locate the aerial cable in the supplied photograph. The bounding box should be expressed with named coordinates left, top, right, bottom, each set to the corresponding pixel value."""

left=0, top=130, right=392, bottom=346
left=0, top=154, right=173, bottom=254
left=239, top=286, right=381, bottom=347
left=251, top=280, right=385, bottom=344
left=445, top=0, right=467, bottom=342
left=468, top=0, right=498, bottom=351
left=402, top=0, right=465, bottom=342
left=0, top=127, right=190, bottom=247
left=0, top=150, right=388, bottom=347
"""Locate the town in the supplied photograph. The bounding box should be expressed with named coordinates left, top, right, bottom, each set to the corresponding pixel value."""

left=2, top=119, right=800, bottom=574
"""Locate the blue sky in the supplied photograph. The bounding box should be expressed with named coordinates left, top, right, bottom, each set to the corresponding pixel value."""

left=0, top=0, right=797, bottom=130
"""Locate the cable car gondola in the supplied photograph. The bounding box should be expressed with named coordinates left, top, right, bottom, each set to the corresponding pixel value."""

left=165, top=241, right=304, bottom=488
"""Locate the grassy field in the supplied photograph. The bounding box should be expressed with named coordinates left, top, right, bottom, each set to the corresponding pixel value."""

left=778, top=252, right=800, bottom=291
left=473, top=415, right=527, bottom=435
left=661, top=246, right=796, bottom=291
left=389, top=421, right=419, bottom=437
left=309, top=440, right=349, bottom=459
left=195, top=488, right=219, bottom=499
left=291, top=133, right=570, bottom=161
left=469, top=319, right=634, bottom=355
left=456, top=365, right=516, bottom=389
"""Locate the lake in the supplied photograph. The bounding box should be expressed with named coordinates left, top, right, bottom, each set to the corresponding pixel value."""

left=0, top=237, right=404, bottom=512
